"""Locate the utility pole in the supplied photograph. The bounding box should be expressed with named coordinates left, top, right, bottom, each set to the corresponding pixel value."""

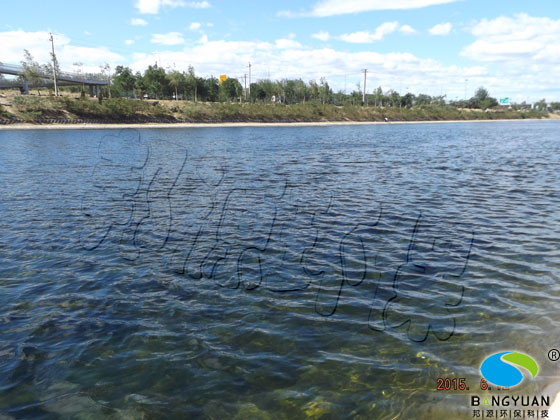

left=49, top=33, right=59, bottom=96
left=248, top=62, right=252, bottom=102
left=244, top=73, right=247, bottom=101
left=361, top=69, right=367, bottom=105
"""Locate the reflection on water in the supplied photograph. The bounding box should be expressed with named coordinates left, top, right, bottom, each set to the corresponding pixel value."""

left=0, top=122, right=559, bottom=419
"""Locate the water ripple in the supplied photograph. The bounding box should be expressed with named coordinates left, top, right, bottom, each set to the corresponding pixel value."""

left=1, top=122, right=559, bottom=418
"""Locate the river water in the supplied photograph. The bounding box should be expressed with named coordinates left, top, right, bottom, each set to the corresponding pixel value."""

left=1, top=122, right=559, bottom=419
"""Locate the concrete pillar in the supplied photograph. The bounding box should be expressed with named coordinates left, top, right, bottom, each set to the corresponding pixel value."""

left=23, top=80, right=29, bottom=95
left=95, top=85, right=99, bottom=97
left=89, top=85, right=94, bottom=97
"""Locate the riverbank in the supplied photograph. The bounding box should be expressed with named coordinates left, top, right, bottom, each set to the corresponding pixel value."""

left=0, top=93, right=550, bottom=127
left=0, top=94, right=549, bottom=129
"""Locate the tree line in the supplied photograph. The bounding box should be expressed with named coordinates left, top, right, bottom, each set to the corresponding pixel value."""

left=16, top=51, right=559, bottom=110
left=108, top=64, right=451, bottom=107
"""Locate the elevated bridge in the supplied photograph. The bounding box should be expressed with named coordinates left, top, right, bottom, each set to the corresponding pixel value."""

left=0, top=62, right=109, bottom=96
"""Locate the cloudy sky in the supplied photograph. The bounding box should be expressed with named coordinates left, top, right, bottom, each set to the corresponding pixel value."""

left=1, top=0, right=559, bottom=102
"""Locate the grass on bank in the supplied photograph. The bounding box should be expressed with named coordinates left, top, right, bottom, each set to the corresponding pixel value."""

left=0, top=104, right=12, bottom=119
left=0, top=94, right=549, bottom=123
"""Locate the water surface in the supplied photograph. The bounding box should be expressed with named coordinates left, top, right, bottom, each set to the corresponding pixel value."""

left=1, top=121, right=559, bottom=419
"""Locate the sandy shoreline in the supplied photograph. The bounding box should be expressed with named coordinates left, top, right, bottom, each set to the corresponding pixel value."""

left=0, top=118, right=557, bottom=130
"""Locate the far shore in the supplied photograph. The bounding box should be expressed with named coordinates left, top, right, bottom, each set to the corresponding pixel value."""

left=1, top=92, right=555, bottom=130
left=1, top=116, right=558, bottom=131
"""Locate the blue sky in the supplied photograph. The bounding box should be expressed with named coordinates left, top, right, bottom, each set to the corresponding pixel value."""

left=1, top=0, right=559, bottom=101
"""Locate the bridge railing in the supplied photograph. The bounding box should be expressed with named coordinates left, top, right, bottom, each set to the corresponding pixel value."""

left=0, top=63, right=23, bottom=73
left=0, top=62, right=110, bottom=85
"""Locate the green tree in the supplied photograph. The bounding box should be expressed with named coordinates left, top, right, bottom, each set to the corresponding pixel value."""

left=251, top=82, right=266, bottom=102
left=99, top=63, right=112, bottom=97
left=20, top=49, right=44, bottom=95
left=134, top=71, right=146, bottom=98
left=319, top=78, right=332, bottom=104
left=432, top=95, right=446, bottom=106
left=252, top=79, right=277, bottom=102
left=293, top=79, right=307, bottom=103
left=166, top=70, right=184, bottom=100
left=401, top=92, right=415, bottom=108
left=193, top=76, right=206, bottom=102
left=470, top=87, right=497, bottom=109
left=374, top=87, right=383, bottom=106
left=204, top=77, right=219, bottom=102
left=219, top=77, right=242, bottom=102
left=308, top=80, right=320, bottom=103
left=143, top=64, right=168, bottom=99
left=388, top=90, right=401, bottom=107
left=480, top=97, right=498, bottom=110
left=282, top=79, right=297, bottom=104
left=184, top=66, right=197, bottom=101
left=474, top=87, right=489, bottom=103
left=534, top=98, right=547, bottom=111
left=112, top=66, right=137, bottom=98
left=415, top=93, right=431, bottom=106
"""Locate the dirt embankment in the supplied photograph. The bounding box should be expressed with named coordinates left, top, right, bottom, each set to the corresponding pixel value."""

left=0, top=89, right=552, bottom=126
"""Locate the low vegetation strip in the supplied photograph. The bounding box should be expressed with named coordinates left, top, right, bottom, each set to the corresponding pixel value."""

left=0, top=95, right=549, bottom=124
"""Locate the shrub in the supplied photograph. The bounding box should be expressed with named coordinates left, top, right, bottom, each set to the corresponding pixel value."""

left=0, top=104, right=13, bottom=119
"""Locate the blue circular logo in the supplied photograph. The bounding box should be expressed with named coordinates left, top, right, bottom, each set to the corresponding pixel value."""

left=480, top=351, right=539, bottom=387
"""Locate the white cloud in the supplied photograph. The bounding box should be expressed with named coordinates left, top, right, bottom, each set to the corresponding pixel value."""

left=275, top=38, right=303, bottom=49
left=125, top=40, right=135, bottom=45
left=311, top=31, right=330, bottom=41
left=135, top=0, right=210, bottom=14
left=130, top=18, right=148, bottom=26
left=429, top=22, right=452, bottom=35
left=337, top=31, right=379, bottom=43
left=189, top=22, right=201, bottom=31
left=399, top=25, right=417, bottom=35
left=0, top=30, right=123, bottom=73
left=337, top=22, right=399, bottom=43
left=136, top=0, right=159, bottom=14
left=458, top=14, right=560, bottom=100
left=462, top=14, right=560, bottom=63
left=279, top=0, right=458, bottom=18
left=314, top=24, right=414, bottom=42
left=151, top=32, right=185, bottom=45
left=84, top=30, right=92, bottom=36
